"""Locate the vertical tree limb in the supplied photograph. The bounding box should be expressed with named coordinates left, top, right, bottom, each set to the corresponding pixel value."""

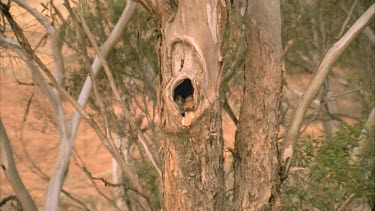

left=42, top=2, right=137, bottom=210
left=80, top=15, right=162, bottom=176
left=233, top=0, right=283, bottom=209
left=351, top=107, right=375, bottom=162
left=338, top=0, right=360, bottom=39
left=0, top=5, right=71, bottom=209
left=322, top=77, right=338, bottom=139
left=68, top=0, right=136, bottom=154
left=14, top=0, right=65, bottom=85
left=0, top=118, right=38, bottom=211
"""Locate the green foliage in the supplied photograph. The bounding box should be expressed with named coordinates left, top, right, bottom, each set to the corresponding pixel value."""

left=361, top=86, right=375, bottom=118
left=281, top=123, right=375, bottom=210
left=59, top=1, right=162, bottom=208
left=136, top=160, right=161, bottom=210
left=63, top=0, right=159, bottom=102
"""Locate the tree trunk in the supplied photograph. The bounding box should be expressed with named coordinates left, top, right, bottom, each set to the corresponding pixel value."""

left=233, top=0, right=283, bottom=210
left=0, top=118, right=38, bottom=211
left=155, top=1, right=227, bottom=210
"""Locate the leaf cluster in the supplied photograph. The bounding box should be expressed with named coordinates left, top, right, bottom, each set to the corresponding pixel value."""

left=281, top=123, right=375, bottom=210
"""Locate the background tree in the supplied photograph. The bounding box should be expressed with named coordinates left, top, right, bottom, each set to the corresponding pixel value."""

left=233, top=0, right=283, bottom=210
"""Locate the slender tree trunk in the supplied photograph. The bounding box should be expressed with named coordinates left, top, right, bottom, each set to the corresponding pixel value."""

left=233, top=0, right=283, bottom=210
left=0, top=119, right=38, bottom=211
left=154, top=1, right=227, bottom=210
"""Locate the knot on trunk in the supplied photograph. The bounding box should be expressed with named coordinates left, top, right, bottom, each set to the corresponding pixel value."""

left=160, top=41, right=219, bottom=132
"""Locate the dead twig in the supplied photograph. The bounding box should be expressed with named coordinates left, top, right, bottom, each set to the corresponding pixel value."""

left=338, top=194, right=356, bottom=211
left=0, top=195, right=17, bottom=207
left=79, top=14, right=162, bottom=177
left=81, top=166, right=152, bottom=206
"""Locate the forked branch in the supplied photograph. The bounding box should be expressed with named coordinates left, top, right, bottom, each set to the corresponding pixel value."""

left=281, top=3, right=375, bottom=179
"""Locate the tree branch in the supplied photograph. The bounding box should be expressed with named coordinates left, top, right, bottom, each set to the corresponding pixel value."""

left=1, top=3, right=147, bottom=209
left=69, top=0, right=136, bottom=151
left=338, top=0, right=360, bottom=38
left=363, top=26, right=375, bottom=46
left=222, top=94, right=238, bottom=126
left=0, top=118, right=38, bottom=211
left=14, top=0, right=65, bottom=85
left=81, top=166, right=152, bottom=205
left=0, top=195, right=17, bottom=207
left=351, top=107, right=375, bottom=162
left=79, top=15, right=162, bottom=177
left=281, top=3, right=375, bottom=179
left=40, top=2, right=137, bottom=210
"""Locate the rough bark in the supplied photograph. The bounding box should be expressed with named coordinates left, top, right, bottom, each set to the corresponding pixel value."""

left=233, top=0, right=283, bottom=210
left=153, top=0, right=227, bottom=210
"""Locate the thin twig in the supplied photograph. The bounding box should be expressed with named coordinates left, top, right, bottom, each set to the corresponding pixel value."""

left=0, top=195, right=17, bottom=207
left=2, top=5, right=148, bottom=209
left=68, top=1, right=113, bottom=145
left=338, top=0, right=360, bottom=38
left=222, top=94, right=238, bottom=126
left=281, top=4, right=375, bottom=179
left=331, top=85, right=368, bottom=98
left=72, top=152, right=121, bottom=211
left=16, top=80, right=37, bottom=86
left=22, top=90, right=34, bottom=123
left=14, top=0, right=65, bottom=85
left=81, top=166, right=152, bottom=204
left=338, top=193, right=356, bottom=211
left=80, top=15, right=162, bottom=177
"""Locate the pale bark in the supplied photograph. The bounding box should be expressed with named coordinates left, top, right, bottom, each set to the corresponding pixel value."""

left=0, top=34, right=70, bottom=211
left=233, top=0, right=283, bottom=210
left=281, top=4, right=375, bottom=178
left=112, top=136, right=132, bottom=211
left=80, top=17, right=161, bottom=176
left=0, top=4, right=69, bottom=208
left=43, top=2, right=137, bottom=210
left=340, top=109, right=375, bottom=211
left=6, top=33, right=150, bottom=209
left=363, top=27, right=375, bottom=46
left=322, top=78, right=338, bottom=139
left=0, top=119, right=38, bottom=211
left=14, top=0, right=65, bottom=84
left=338, top=0, right=360, bottom=39
left=351, top=108, right=375, bottom=163
left=1, top=2, right=143, bottom=210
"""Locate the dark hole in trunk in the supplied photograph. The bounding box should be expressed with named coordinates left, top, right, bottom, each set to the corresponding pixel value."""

left=174, top=79, right=194, bottom=117
left=174, top=79, right=194, bottom=100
